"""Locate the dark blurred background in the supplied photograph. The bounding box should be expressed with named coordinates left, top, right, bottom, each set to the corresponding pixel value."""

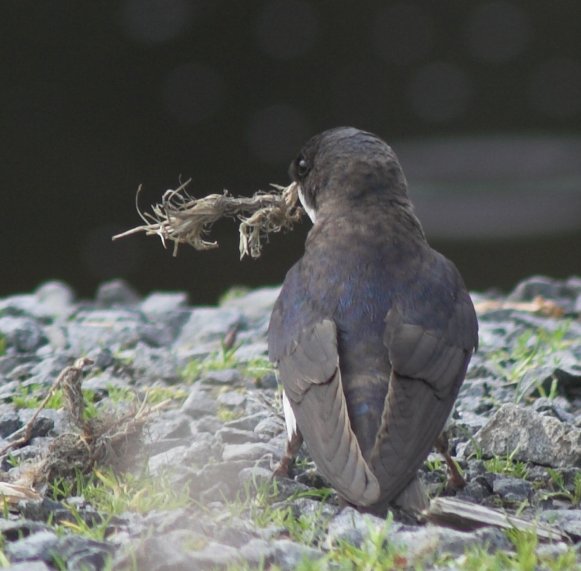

left=3, top=1, right=581, bottom=304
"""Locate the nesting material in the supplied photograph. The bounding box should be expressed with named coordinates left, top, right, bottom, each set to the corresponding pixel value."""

left=113, top=181, right=303, bottom=259
left=0, top=358, right=167, bottom=499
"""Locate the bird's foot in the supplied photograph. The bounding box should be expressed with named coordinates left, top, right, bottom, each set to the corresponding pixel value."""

left=435, top=432, right=466, bottom=491
left=273, top=430, right=303, bottom=479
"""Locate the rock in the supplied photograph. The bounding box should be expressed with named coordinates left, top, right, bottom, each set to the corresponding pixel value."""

left=0, top=407, right=22, bottom=437
left=148, top=446, right=189, bottom=475
left=34, top=281, right=75, bottom=319
left=0, top=520, right=51, bottom=541
left=95, top=279, right=140, bottom=306
left=201, top=369, right=241, bottom=386
left=181, top=385, right=217, bottom=419
left=233, top=342, right=269, bottom=362
left=17, top=499, right=74, bottom=524
left=225, top=412, right=270, bottom=431
left=5, top=530, right=59, bottom=562
left=222, top=442, right=276, bottom=462
left=186, top=431, right=221, bottom=465
left=147, top=413, right=192, bottom=442
left=131, top=344, right=181, bottom=381
left=189, top=541, right=241, bottom=568
left=221, top=287, right=279, bottom=323
left=326, top=507, right=388, bottom=547
left=4, top=562, right=51, bottom=571
left=288, top=497, right=340, bottom=520
left=197, top=459, right=270, bottom=493
left=217, top=391, right=246, bottom=409
left=254, top=416, right=285, bottom=437
left=218, top=427, right=266, bottom=445
left=238, top=466, right=273, bottom=488
left=240, top=538, right=274, bottom=566
left=271, top=539, right=324, bottom=571
left=120, top=536, right=196, bottom=571
left=195, top=416, right=224, bottom=433
left=474, top=403, right=581, bottom=467
left=0, top=317, right=46, bottom=353
left=173, top=307, right=242, bottom=358
left=66, top=309, right=145, bottom=353
left=54, top=535, right=115, bottom=571
left=492, top=476, right=533, bottom=503
left=140, top=292, right=189, bottom=315
left=541, top=510, right=581, bottom=539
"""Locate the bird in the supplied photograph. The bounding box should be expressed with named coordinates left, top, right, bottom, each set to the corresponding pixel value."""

left=267, top=127, right=478, bottom=517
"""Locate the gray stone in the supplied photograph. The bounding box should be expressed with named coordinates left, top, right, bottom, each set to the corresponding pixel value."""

left=240, top=538, right=274, bottom=566
left=218, top=427, right=266, bottom=445
left=390, top=526, right=489, bottom=561
left=254, top=416, right=285, bottom=437
left=234, top=342, right=269, bottom=362
left=54, top=535, right=115, bottom=571
left=326, top=507, right=387, bottom=547
left=85, top=347, right=115, bottom=371
left=147, top=412, right=192, bottom=441
left=217, top=390, right=246, bottom=408
left=238, top=466, right=273, bottom=489
left=271, top=539, right=324, bottom=571
left=222, top=442, right=276, bottom=462
left=492, top=476, right=533, bottom=503
left=95, top=279, right=140, bottom=306
left=140, top=292, right=189, bottom=315
left=121, top=535, right=195, bottom=571
left=0, top=282, right=74, bottom=322
left=0, top=408, right=22, bottom=438
left=197, top=459, right=270, bottom=492
left=66, top=309, right=145, bottom=353
left=173, top=307, right=242, bottom=358
left=186, top=431, right=221, bottom=465
left=5, top=530, right=59, bottom=562
left=195, top=415, right=224, bottom=433
left=541, top=509, right=581, bottom=539
left=221, top=287, right=280, bottom=323
left=289, top=497, right=340, bottom=520
left=34, top=281, right=75, bottom=318
left=4, top=562, right=51, bottom=571
left=16, top=499, right=73, bottom=524
left=20, top=407, right=67, bottom=437
left=0, top=317, right=46, bottom=353
left=475, top=403, right=581, bottom=467
left=131, top=344, right=180, bottom=381
left=0, top=519, right=51, bottom=540
left=201, top=368, right=241, bottom=386
left=181, top=384, right=217, bottom=418
left=189, top=541, right=241, bottom=568
left=148, top=446, right=189, bottom=475
left=225, top=411, right=269, bottom=431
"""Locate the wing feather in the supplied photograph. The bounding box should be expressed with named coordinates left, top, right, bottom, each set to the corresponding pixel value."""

left=276, top=320, right=380, bottom=506
left=371, top=277, right=478, bottom=504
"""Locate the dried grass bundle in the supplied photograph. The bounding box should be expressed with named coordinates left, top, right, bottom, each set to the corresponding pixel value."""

left=113, top=180, right=303, bottom=259
left=0, top=358, right=167, bottom=498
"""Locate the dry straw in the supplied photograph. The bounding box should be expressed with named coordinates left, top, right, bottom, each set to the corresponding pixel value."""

left=113, top=180, right=303, bottom=259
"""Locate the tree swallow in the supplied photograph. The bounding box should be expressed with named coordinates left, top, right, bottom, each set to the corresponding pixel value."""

left=268, top=127, right=478, bottom=516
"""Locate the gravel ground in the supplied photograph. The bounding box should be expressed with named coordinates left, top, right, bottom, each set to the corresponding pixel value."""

left=0, top=275, right=580, bottom=570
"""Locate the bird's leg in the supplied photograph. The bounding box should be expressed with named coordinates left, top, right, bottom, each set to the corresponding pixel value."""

left=273, top=430, right=303, bottom=478
left=435, top=432, right=466, bottom=490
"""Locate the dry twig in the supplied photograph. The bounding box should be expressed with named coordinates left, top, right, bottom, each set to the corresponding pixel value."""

left=0, top=357, right=93, bottom=458
left=112, top=180, right=303, bottom=259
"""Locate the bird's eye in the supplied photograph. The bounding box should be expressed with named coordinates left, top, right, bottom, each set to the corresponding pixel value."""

left=297, top=157, right=309, bottom=177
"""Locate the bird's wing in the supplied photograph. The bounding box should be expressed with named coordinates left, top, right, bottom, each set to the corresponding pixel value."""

left=273, top=319, right=380, bottom=506
left=371, top=259, right=478, bottom=504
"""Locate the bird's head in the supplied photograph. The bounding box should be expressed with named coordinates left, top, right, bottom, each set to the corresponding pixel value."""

left=289, top=127, right=409, bottom=223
